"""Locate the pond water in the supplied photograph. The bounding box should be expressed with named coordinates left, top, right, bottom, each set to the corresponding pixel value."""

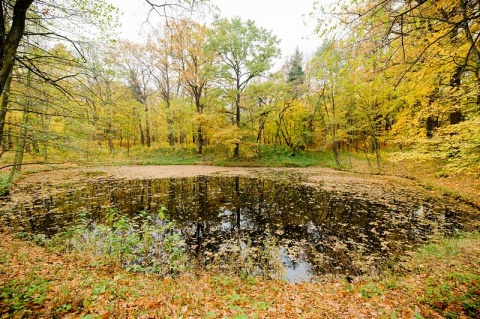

left=0, top=175, right=465, bottom=282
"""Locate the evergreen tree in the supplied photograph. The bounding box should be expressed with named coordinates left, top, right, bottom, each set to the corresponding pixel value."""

left=287, top=47, right=305, bottom=86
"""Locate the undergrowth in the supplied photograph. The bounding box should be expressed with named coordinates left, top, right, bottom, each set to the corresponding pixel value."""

left=17, top=208, right=190, bottom=277
left=0, top=172, right=8, bottom=196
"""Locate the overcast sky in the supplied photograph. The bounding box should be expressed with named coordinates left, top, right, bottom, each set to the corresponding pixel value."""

left=214, top=0, right=323, bottom=61
left=106, top=0, right=329, bottom=69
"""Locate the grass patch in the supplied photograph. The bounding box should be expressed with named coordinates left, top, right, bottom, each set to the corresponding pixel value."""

left=0, top=172, right=9, bottom=196
left=422, top=274, right=480, bottom=318
left=212, top=146, right=348, bottom=168
left=411, top=232, right=479, bottom=265
left=80, top=145, right=372, bottom=169
left=120, top=145, right=336, bottom=168
left=407, top=232, right=480, bottom=318
left=0, top=275, right=51, bottom=312
left=117, top=147, right=206, bottom=165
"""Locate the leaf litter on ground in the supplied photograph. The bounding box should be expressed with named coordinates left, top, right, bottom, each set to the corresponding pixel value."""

left=1, top=231, right=479, bottom=318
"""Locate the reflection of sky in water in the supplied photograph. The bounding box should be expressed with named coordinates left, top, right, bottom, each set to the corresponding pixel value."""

left=280, top=248, right=312, bottom=283
left=218, top=208, right=313, bottom=282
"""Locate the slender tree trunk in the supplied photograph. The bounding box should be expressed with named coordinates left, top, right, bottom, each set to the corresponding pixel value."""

left=168, top=120, right=174, bottom=147
left=165, top=99, right=174, bottom=147
left=106, top=103, right=114, bottom=153
left=40, top=102, right=50, bottom=162
left=233, top=92, right=241, bottom=158
left=40, top=118, right=48, bottom=162
left=348, top=148, right=352, bottom=167
left=327, top=91, right=340, bottom=166
left=371, top=133, right=381, bottom=169
left=139, top=120, right=145, bottom=146
left=362, top=138, right=372, bottom=167
left=144, top=102, right=150, bottom=148
left=197, top=126, right=203, bottom=154
left=195, top=97, right=204, bottom=154
left=0, top=71, right=12, bottom=145
left=9, top=103, right=28, bottom=183
left=256, top=115, right=266, bottom=143
left=107, top=122, right=114, bottom=153
left=9, top=68, right=31, bottom=182
left=145, top=116, right=150, bottom=147
left=477, top=78, right=480, bottom=112
left=332, top=142, right=340, bottom=166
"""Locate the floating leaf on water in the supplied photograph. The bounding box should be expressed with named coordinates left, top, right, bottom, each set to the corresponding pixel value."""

left=1, top=175, right=474, bottom=282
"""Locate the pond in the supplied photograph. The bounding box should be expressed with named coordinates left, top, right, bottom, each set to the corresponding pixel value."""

left=0, top=175, right=468, bottom=282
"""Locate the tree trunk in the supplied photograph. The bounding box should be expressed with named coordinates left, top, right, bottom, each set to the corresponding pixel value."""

left=165, top=99, right=174, bottom=147
left=145, top=103, right=150, bottom=147
left=450, top=111, right=463, bottom=125
left=197, top=126, right=203, bottom=154
left=40, top=102, right=50, bottom=162
left=362, top=139, right=371, bottom=167
left=168, top=121, right=174, bottom=147
left=139, top=120, right=145, bottom=146
left=195, top=97, right=204, bottom=154
left=0, top=70, right=12, bottom=145
left=0, top=0, right=33, bottom=96
left=426, top=116, right=438, bottom=138
left=8, top=67, right=31, bottom=181
left=332, top=142, right=340, bottom=166
left=371, top=134, right=381, bottom=169
left=256, top=114, right=267, bottom=143
left=145, top=116, right=151, bottom=148
left=107, top=122, right=114, bottom=153
left=126, top=131, right=130, bottom=157
left=9, top=104, right=28, bottom=183
left=233, top=93, right=241, bottom=158
left=459, top=0, right=480, bottom=109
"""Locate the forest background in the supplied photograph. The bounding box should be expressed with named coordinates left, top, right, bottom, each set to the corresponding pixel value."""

left=0, top=0, right=479, bottom=190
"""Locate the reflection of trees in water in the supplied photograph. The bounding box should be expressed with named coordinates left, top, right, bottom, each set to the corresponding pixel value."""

left=1, top=175, right=464, bottom=277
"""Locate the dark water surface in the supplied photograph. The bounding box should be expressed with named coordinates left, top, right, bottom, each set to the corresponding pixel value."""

left=0, top=176, right=466, bottom=281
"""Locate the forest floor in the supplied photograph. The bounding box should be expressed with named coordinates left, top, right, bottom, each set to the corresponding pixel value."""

left=1, top=230, right=479, bottom=318
left=1, top=159, right=479, bottom=318
left=348, top=157, right=480, bottom=209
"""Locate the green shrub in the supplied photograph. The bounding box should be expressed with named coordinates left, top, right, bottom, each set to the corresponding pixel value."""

left=0, top=172, right=9, bottom=196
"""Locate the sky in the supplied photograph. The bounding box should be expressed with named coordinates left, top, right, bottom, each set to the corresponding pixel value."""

left=211, top=0, right=323, bottom=61
left=106, top=0, right=329, bottom=70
